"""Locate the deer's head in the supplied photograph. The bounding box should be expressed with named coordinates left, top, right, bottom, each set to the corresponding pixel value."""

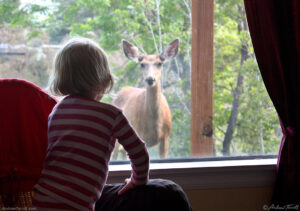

left=122, top=39, right=179, bottom=87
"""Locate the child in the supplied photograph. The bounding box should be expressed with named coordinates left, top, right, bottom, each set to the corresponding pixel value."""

left=32, top=37, right=150, bottom=211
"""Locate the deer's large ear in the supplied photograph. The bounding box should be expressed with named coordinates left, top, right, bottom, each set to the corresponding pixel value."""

left=122, top=40, right=141, bottom=62
left=160, top=39, right=179, bottom=62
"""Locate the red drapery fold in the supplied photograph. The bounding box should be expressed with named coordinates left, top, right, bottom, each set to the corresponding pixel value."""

left=244, top=0, right=300, bottom=206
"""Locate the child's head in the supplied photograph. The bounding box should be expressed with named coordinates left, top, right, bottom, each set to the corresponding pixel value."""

left=49, top=37, right=113, bottom=99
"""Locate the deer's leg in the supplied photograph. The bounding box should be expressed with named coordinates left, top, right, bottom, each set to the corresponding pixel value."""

left=121, top=147, right=127, bottom=160
left=159, top=137, right=168, bottom=158
left=112, top=142, right=120, bottom=160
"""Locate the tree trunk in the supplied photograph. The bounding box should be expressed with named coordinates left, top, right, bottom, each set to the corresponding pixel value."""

left=259, top=119, right=265, bottom=154
left=222, top=71, right=244, bottom=155
left=222, top=6, right=249, bottom=155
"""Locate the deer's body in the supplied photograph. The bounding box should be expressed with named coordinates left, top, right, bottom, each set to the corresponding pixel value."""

left=113, top=39, right=179, bottom=158
left=114, top=85, right=172, bottom=155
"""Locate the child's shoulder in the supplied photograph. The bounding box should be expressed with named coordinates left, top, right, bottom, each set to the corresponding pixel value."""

left=60, top=95, right=122, bottom=115
left=98, top=101, right=122, bottom=114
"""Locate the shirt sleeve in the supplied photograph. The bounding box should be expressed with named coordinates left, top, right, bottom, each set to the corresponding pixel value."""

left=112, top=111, right=149, bottom=185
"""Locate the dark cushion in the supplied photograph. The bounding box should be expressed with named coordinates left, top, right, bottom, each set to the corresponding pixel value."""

left=96, top=179, right=192, bottom=211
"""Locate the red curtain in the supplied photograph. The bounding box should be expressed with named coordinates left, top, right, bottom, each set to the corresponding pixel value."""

left=244, top=0, right=300, bottom=206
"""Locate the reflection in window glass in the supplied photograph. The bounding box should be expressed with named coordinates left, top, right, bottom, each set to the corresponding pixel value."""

left=0, top=0, right=279, bottom=160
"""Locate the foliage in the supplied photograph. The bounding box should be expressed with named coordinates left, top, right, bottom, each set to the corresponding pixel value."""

left=0, top=0, right=49, bottom=39
left=213, top=1, right=280, bottom=156
left=0, top=0, right=280, bottom=159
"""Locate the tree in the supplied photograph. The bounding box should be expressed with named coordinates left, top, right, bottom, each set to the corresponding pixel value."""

left=214, top=0, right=280, bottom=156
left=0, top=1, right=56, bottom=87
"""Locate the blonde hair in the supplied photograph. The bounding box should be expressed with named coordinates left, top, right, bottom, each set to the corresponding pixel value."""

left=49, top=37, right=113, bottom=98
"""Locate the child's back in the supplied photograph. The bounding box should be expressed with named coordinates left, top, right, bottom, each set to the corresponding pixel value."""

left=32, top=38, right=149, bottom=211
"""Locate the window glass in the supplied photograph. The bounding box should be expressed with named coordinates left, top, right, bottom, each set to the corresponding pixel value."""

left=214, top=0, right=281, bottom=156
left=0, top=0, right=280, bottom=160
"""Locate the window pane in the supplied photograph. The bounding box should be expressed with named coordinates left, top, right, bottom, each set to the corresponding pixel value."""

left=213, top=0, right=281, bottom=156
left=0, top=0, right=280, bottom=160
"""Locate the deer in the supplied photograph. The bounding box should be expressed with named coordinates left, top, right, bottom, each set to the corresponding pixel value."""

left=112, top=39, right=179, bottom=159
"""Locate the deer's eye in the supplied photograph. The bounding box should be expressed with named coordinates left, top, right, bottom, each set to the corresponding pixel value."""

left=140, top=63, right=145, bottom=68
left=156, top=63, right=163, bottom=67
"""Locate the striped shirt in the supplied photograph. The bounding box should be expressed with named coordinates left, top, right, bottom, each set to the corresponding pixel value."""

left=33, top=95, right=149, bottom=211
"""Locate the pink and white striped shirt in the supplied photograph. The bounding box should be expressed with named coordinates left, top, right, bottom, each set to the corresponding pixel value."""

left=33, top=95, right=149, bottom=211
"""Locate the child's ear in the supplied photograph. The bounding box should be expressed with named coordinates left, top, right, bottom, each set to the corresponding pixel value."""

left=159, top=39, right=179, bottom=62
left=122, top=40, right=142, bottom=63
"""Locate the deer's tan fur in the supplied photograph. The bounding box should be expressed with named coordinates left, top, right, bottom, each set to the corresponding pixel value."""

left=113, top=39, right=179, bottom=158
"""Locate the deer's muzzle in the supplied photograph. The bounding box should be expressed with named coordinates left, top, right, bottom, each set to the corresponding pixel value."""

left=145, top=77, right=156, bottom=86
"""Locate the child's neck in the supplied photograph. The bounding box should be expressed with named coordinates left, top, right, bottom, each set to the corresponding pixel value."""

left=94, top=93, right=103, bottom=101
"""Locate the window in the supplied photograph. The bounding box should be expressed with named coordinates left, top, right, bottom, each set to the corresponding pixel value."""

left=212, top=1, right=281, bottom=157
left=0, top=0, right=280, bottom=161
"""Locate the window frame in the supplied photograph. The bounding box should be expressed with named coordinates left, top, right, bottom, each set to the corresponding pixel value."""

left=108, top=157, right=277, bottom=189
left=191, top=0, right=214, bottom=157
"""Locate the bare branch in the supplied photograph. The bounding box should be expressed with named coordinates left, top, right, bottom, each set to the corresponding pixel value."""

left=173, top=87, right=191, bottom=115
left=142, top=9, right=158, bottom=53
left=183, top=0, right=192, bottom=25
left=174, top=57, right=181, bottom=79
left=216, top=126, right=226, bottom=135
left=111, top=60, right=129, bottom=72
left=132, top=38, right=146, bottom=54
left=155, top=0, right=162, bottom=52
left=162, top=80, right=179, bottom=89
left=214, top=84, right=232, bottom=92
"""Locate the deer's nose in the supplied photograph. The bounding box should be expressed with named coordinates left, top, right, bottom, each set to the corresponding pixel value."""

left=145, top=77, right=156, bottom=85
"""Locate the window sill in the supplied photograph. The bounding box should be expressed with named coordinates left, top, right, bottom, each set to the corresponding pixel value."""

left=107, top=158, right=277, bottom=190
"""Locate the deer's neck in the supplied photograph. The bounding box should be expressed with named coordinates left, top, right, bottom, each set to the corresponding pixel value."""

left=145, top=83, right=161, bottom=121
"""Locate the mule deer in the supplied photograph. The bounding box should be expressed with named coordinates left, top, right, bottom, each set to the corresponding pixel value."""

left=113, top=39, right=179, bottom=158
